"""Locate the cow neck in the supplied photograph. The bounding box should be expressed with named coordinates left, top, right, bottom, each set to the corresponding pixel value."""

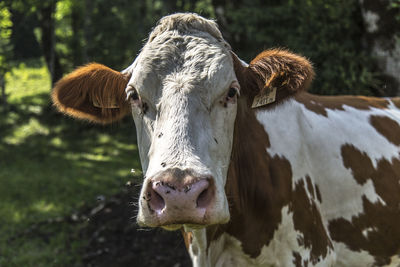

left=206, top=95, right=335, bottom=263
left=206, top=95, right=294, bottom=258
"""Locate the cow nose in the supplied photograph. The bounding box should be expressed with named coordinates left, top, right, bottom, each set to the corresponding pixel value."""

left=147, top=178, right=213, bottom=214
left=142, top=169, right=216, bottom=225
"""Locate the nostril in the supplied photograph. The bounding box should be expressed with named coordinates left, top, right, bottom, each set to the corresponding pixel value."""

left=146, top=177, right=215, bottom=216
left=196, top=187, right=213, bottom=209
left=147, top=187, right=165, bottom=213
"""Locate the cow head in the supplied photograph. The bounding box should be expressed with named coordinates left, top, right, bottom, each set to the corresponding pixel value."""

left=52, top=13, right=313, bottom=230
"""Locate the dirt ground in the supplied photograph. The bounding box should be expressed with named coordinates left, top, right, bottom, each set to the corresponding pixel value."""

left=80, top=184, right=192, bottom=267
left=7, top=183, right=191, bottom=266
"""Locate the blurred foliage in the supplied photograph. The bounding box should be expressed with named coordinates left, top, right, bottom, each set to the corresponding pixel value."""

left=52, top=0, right=215, bottom=70
left=389, top=0, right=400, bottom=21
left=223, top=0, right=384, bottom=96
left=2, top=0, right=399, bottom=95
left=0, top=59, right=141, bottom=266
left=0, top=2, right=12, bottom=74
left=390, top=0, right=400, bottom=9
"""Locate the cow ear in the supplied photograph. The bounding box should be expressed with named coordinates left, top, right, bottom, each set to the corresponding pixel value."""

left=52, top=63, right=131, bottom=124
left=232, top=49, right=314, bottom=108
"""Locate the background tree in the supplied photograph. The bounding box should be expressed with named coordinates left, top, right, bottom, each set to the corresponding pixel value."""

left=0, top=2, right=13, bottom=111
left=359, top=0, right=400, bottom=96
left=4, top=0, right=400, bottom=95
left=7, top=0, right=62, bottom=86
left=216, top=0, right=386, bottom=96
left=37, top=0, right=62, bottom=86
left=8, top=6, right=41, bottom=60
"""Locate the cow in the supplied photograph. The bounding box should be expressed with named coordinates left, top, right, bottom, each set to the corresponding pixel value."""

left=51, top=13, right=400, bottom=267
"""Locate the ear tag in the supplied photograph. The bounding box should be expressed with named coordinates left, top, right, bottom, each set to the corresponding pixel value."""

left=92, top=98, right=120, bottom=108
left=251, top=86, right=277, bottom=108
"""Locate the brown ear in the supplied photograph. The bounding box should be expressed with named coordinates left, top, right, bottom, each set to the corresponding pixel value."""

left=232, top=49, right=314, bottom=108
left=52, top=63, right=131, bottom=124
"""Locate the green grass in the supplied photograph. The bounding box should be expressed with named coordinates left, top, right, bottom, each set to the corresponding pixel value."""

left=0, top=59, right=141, bottom=266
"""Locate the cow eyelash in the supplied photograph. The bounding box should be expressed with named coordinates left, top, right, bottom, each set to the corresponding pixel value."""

left=227, top=87, right=238, bottom=98
left=226, top=86, right=240, bottom=100
left=127, top=88, right=150, bottom=115
left=220, top=85, right=239, bottom=107
left=127, top=89, right=140, bottom=101
left=227, top=81, right=240, bottom=99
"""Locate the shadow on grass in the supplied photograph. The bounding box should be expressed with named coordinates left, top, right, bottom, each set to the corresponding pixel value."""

left=0, top=91, right=142, bottom=223
left=0, top=91, right=193, bottom=267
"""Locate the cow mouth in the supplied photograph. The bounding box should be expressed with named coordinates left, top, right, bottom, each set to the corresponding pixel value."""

left=161, top=223, right=207, bottom=231
left=137, top=210, right=230, bottom=230
left=140, top=215, right=211, bottom=229
left=137, top=207, right=229, bottom=229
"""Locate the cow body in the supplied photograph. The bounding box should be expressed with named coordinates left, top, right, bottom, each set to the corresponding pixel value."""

left=198, top=92, right=400, bottom=267
left=52, top=13, right=400, bottom=267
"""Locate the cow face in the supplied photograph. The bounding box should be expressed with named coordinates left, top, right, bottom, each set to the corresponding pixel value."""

left=51, top=13, right=314, bottom=230
left=128, top=16, right=238, bottom=229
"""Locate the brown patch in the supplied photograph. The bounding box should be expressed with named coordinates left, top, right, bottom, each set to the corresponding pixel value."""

left=295, top=93, right=390, bottom=117
left=305, top=175, right=315, bottom=199
left=315, top=185, right=322, bottom=203
left=293, top=251, right=302, bottom=267
left=52, top=63, right=130, bottom=124
left=370, top=115, right=400, bottom=146
left=208, top=54, right=292, bottom=257
left=205, top=53, right=331, bottom=261
left=224, top=153, right=293, bottom=257
left=290, top=179, right=333, bottom=264
left=341, top=144, right=375, bottom=185
left=181, top=229, right=193, bottom=250
left=329, top=144, right=400, bottom=265
left=206, top=224, right=220, bottom=251
left=232, top=49, right=314, bottom=109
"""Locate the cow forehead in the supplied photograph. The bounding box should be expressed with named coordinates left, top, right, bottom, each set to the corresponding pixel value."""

left=129, top=31, right=234, bottom=105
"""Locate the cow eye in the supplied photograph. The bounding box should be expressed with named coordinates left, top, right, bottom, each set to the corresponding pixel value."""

left=128, top=90, right=139, bottom=101
left=227, top=87, right=237, bottom=98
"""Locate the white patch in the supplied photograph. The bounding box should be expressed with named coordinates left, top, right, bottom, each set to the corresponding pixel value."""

left=185, top=227, right=210, bottom=267
left=387, top=255, right=400, bottom=267
left=386, top=99, right=400, bottom=117
left=362, top=227, right=377, bottom=239
left=255, top=99, right=399, bottom=221
left=333, top=242, right=375, bottom=267
left=255, top=97, right=400, bottom=265
left=208, top=206, right=336, bottom=267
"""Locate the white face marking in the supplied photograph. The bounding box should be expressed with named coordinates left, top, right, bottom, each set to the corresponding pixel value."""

left=127, top=16, right=238, bottom=227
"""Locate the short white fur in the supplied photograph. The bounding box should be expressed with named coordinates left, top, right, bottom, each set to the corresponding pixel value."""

left=127, top=14, right=238, bottom=228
